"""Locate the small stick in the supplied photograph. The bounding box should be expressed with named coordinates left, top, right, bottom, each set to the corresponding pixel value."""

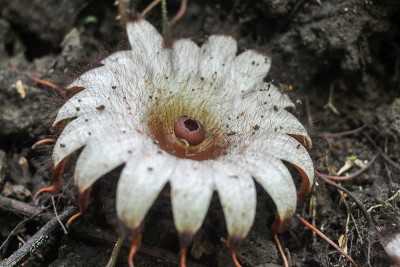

left=0, top=195, right=53, bottom=221
left=0, top=206, right=77, bottom=267
left=51, top=196, right=68, bottom=234
left=296, top=214, right=359, bottom=267
left=106, top=234, right=126, bottom=267
left=319, top=124, right=367, bottom=138
left=317, top=173, right=375, bottom=227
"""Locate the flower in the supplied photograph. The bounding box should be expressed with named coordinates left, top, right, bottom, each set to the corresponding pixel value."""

left=49, top=19, right=314, bottom=265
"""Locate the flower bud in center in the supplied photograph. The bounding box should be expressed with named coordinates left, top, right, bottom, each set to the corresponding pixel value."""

left=174, top=116, right=205, bottom=146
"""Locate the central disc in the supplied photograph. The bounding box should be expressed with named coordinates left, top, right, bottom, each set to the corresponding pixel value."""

left=174, top=116, right=205, bottom=146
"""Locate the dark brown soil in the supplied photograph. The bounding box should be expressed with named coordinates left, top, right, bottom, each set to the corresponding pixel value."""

left=1, top=1, right=399, bottom=267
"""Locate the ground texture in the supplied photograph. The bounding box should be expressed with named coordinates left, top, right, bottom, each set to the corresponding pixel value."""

left=0, top=0, right=399, bottom=266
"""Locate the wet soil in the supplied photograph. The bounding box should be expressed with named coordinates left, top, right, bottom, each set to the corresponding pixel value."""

left=1, top=0, right=399, bottom=266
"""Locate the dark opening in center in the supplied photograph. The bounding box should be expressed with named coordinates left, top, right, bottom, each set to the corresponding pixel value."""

left=184, top=118, right=200, bottom=132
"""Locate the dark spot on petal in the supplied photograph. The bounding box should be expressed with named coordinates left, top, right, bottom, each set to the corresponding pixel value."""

left=60, top=143, right=66, bottom=148
left=88, top=132, right=92, bottom=135
left=112, top=85, right=116, bottom=89
left=96, top=105, right=105, bottom=111
left=147, top=167, right=154, bottom=171
left=273, top=105, right=278, bottom=112
left=296, top=144, right=301, bottom=149
left=85, top=119, right=89, bottom=122
left=128, top=150, right=132, bottom=154
left=200, top=77, right=204, bottom=81
left=75, top=107, right=80, bottom=111
left=253, top=124, right=260, bottom=130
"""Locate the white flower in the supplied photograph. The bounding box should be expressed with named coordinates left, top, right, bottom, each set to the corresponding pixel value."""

left=50, top=19, right=313, bottom=263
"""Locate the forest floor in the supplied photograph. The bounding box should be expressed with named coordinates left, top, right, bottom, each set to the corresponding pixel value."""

left=0, top=0, right=399, bottom=266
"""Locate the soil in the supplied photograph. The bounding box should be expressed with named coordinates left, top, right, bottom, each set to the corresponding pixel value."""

left=0, top=0, right=399, bottom=267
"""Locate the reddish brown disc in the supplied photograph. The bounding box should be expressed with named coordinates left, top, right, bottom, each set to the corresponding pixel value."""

left=174, top=116, right=205, bottom=146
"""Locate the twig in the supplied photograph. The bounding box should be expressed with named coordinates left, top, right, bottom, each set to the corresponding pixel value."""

left=296, top=214, right=359, bottom=267
left=0, top=196, right=53, bottom=221
left=319, top=124, right=367, bottom=138
left=380, top=152, right=400, bottom=172
left=0, top=211, right=43, bottom=252
left=316, top=152, right=380, bottom=181
left=317, top=173, right=375, bottom=227
left=1, top=206, right=76, bottom=267
left=106, top=234, right=126, bottom=267
left=51, top=196, right=68, bottom=234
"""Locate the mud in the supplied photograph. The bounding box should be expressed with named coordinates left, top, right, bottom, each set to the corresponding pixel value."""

left=0, top=0, right=399, bottom=266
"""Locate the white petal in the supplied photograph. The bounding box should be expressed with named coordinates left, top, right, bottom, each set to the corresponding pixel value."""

left=210, top=160, right=256, bottom=239
left=126, top=20, right=171, bottom=77
left=199, top=35, right=237, bottom=82
left=67, top=66, right=116, bottom=91
left=234, top=153, right=297, bottom=222
left=232, top=50, right=271, bottom=92
left=232, top=102, right=311, bottom=146
left=170, top=160, right=213, bottom=234
left=52, top=112, right=129, bottom=165
left=171, top=39, right=201, bottom=82
left=74, top=131, right=146, bottom=192
left=117, top=150, right=174, bottom=229
left=240, top=83, right=295, bottom=111
left=247, top=132, right=314, bottom=193
left=54, top=90, right=141, bottom=125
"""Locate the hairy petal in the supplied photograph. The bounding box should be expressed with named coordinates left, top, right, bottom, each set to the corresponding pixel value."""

left=211, top=160, right=257, bottom=239
left=199, top=35, right=237, bottom=83
left=74, top=130, right=150, bottom=192
left=171, top=39, right=201, bottom=82
left=232, top=50, right=271, bottom=92
left=237, top=152, right=296, bottom=222
left=117, top=150, right=174, bottom=229
left=170, top=160, right=214, bottom=234
left=247, top=132, right=314, bottom=192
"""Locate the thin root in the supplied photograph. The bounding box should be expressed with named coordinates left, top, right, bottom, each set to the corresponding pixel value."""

left=226, top=239, right=242, bottom=267
left=128, top=230, right=142, bottom=267
left=170, top=0, right=187, bottom=26
left=66, top=212, right=82, bottom=227
left=27, top=74, right=65, bottom=98
left=296, top=214, right=359, bottom=267
left=140, top=0, right=161, bottom=18
left=180, top=246, right=187, bottom=267
left=31, top=138, right=56, bottom=150
left=274, top=234, right=289, bottom=267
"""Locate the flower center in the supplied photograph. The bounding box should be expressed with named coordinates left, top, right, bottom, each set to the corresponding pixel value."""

left=173, top=116, right=205, bottom=146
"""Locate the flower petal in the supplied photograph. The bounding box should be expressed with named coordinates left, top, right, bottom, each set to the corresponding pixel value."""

left=211, top=160, right=257, bottom=239
left=126, top=20, right=171, bottom=77
left=117, top=150, right=174, bottom=229
left=246, top=132, right=314, bottom=194
left=54, top=91, right=142, bottom=125
left=171, top=39, right=201, bottom=82
left=232, top=50, right=271, bottom=92
left=53, top=112, right=132, bottom=165
left=199, top=35, right=237, bottom=82
left=74, top=131, right=148, bottom=192
left=235, top=152, right=297, bottom=222
left=170, top=160, right=213, bottom=235
left=240, top=83, right=295, bottom=111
